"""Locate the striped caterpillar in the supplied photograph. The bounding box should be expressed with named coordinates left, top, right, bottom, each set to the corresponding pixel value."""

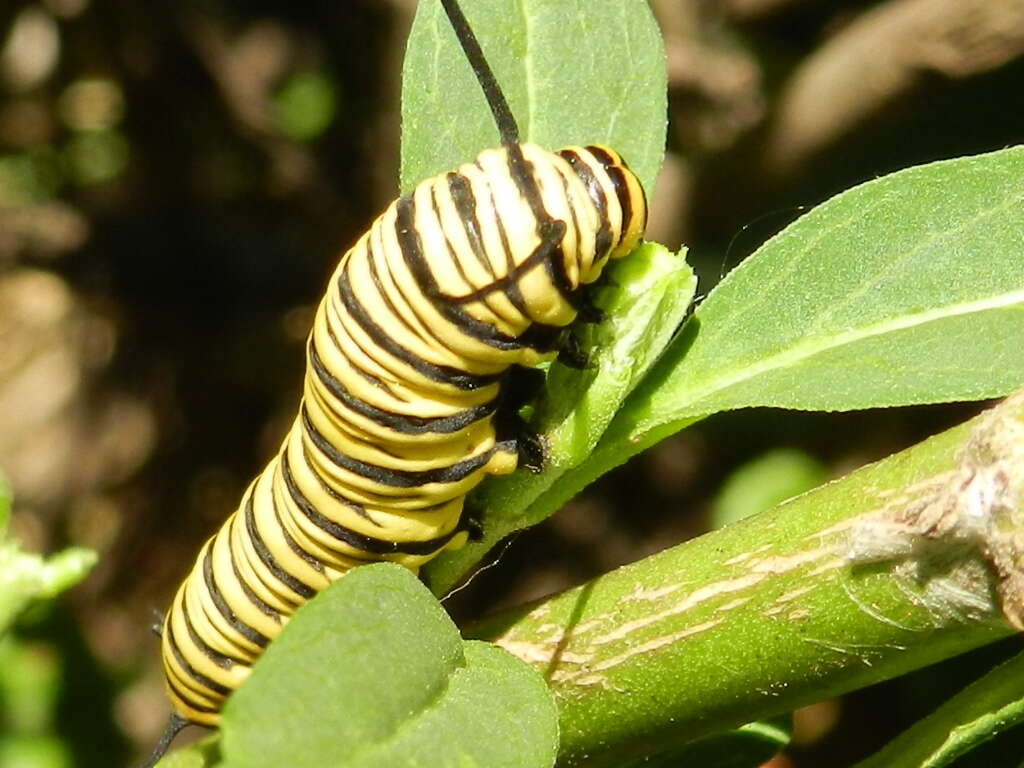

left=146, top=0, right=646, bottom=761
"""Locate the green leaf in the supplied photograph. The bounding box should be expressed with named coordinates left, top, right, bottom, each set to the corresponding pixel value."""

left=0, top=545, right=97, bottom=635
left=710, top=448, right=828, bottom=529
left=0, top=734, right=70, bottom=768
left=221, top=564, right=557, bottom=768
left=947, top=725, right=1024, bottom=768
left=0, top=481, right=96, bottom=634
left=272, top=72, right=337, bottom=142
left=633, top=146, right=1024, bottom=428
left=545, top=147, right=1024, bottom=514
left=350, top=641, right=557, bottom=768
left=423, top=243, right=694, bottom=594
left=0, top=635, right=63, bottom=732
left=635, top=719, right=790, bottom=768
left=853, top=649, right=1024, bottom=768
left=400, top=0, right=666, bottom=197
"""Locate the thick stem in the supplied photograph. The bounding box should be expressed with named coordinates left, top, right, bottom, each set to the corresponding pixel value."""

left=469, top=390, right=1024, bottom=767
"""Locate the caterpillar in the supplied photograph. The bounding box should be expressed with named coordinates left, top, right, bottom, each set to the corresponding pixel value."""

left=144, top=0, right=647, bottom=762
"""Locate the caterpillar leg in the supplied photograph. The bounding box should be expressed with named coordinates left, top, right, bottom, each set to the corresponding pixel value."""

left=460, top=504, right=485, bottom=542
left=518, top=323, right=568, bottom=355
left=490, top=366, right=547, bottom=473
left=567, top=290, right=604, bottom=324
left=494, top=409, right=545, bottom=473
left=515, top=426, right=546, bottom=472
left=516, top=321, right=590, bottom=369
left=557, top=332, right=589, bottom=370
left=504, top=366, right=547, bottom=410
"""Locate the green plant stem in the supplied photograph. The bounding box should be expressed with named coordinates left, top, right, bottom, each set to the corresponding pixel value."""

left=468, top=391, right=1024, bottom=767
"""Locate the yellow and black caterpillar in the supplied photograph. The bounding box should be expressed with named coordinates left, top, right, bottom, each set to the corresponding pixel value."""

left=148, top=0, right=646, bottom=758
left=161, top=142, right=646, bottom=725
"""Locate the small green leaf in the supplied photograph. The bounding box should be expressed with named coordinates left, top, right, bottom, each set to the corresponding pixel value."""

left=710, top=449, right=828, bottom=529
left=853, top=649, right=1024, bottom=768
left=221, top=564, right=556, bottom=768
left=400, top=0, right=666, bottom=196
left=0, top=503, right=96, bottom=637
left=636, top=719, right=791, bottom=768
left=272, top=72, right=337, bottom=141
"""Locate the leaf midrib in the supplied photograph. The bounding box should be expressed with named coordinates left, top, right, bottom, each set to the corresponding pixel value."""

left=518, top=0, right=534, bottom=139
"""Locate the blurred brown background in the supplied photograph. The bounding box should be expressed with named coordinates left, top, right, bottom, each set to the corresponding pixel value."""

left=1, top=0, right=1023, bottom=766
